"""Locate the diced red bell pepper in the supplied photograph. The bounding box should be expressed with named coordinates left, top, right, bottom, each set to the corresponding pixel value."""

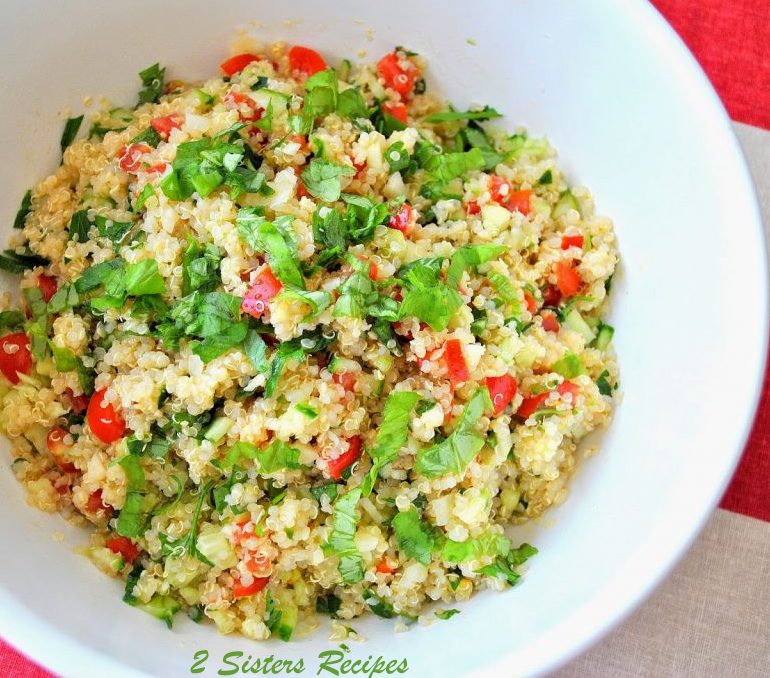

left=288, top=45, right=328, bottom=77
left=66, top=388, right=89, bottom=414
left=327, top=436, right=363, bottom=480
left=376, top=52, right=419, bottom=98
left=223, top=90, right=264, bottom=122
left=0, top=332, right=31, bottom=384
left=465, top=200, right=481, bottom=216
left=241, top=267, right=282, bottom=318
left=107, top=536, right=140, bottom=564
left=220, top=53, right=260, bottom=76
left=444, top=339, right=470, bottom=385
left=541, top=311, right=560, bottom=333
left=388, top=203, right=413, bottom=233
left=561, top=233, right=584, bottom=250
left=542, top=285, right=562, bottom=307
left=150, top=113, right=184, bottom=140
left=118, top=143, right=151, bottom=173
left=523, top=292, right=538, bottom=314
left=86, top=489, right=111, bottom=514
left=232, top=574, right=270, bottom=598
left=488, top=176, right=531, bottom=214
left=485, top=374, right=518, bottom=416
left=376, top=558, right=397, bottom=574
left=554, top=261, right=582, bottom=298
left=37, top=274, right=58, bottom=303
left=517, top=381, right=578, bottom=418
left=381, top=102, right=408, bottom=124
left=332, top=372, right=357, bottom=392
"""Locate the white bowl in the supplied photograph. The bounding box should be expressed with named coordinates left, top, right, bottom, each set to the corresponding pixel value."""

left=0, top=1, right=766, bottom=676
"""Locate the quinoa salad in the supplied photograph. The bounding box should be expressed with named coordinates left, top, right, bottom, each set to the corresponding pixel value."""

left=0, top=43, right=619, bottom=640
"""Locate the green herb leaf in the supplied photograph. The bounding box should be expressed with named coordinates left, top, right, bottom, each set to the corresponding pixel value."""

left=424, top=148, right=485, bottom=183
left=137, top=63, right=166, bottom=106
left=182, top=239, right=222, bottom=295
left=67, top=210, right=92, bottom=242
left=116, top=455, right=148, bottom=538
left=442, top=530, right=510, bottom=563
left=124, top=259, right=166, bottom=296
left=363, top=590, right=395, bottom=618
left=425, top=105, right=502, bottom=124
left=130, top=126, right=162, bottom=147
left=362, top=391, right=420, bottom=495
left=300, top=159, right=355, bottom=203
left=13, top=190, right=32, bottom=230
left=435, top=609, right=460, bottom=620
left=60, top=115, right=84, bottom=155
left=415, top=388, right=492, bottom=477
left=0, top=310, right=25, bottom=330
left=326, top=487, right=364, bottom=584
left=94, top=215, right=135, bottom=246
left=243, top=329, right=268, bottom=373
left=236, top=208, right=304, bottom=288
left=391, top=507, right=436, bottom=565
left=445, top=244, right=506, bottom=289
left=133, top=184, right=155, bottom=213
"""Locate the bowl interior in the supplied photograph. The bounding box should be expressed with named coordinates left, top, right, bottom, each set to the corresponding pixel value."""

left=0, top=1, right=766, bottom=676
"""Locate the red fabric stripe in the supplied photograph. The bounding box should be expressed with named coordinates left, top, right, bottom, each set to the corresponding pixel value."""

left=0, top=641, right=51, bottom=677
left=651, top=0, right=770, bottom=130
left=653, top=0, right=770, bottom=521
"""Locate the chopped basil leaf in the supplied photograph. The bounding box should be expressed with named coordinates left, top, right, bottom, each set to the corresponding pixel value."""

left=243, top=329, right=268, bottom=373
left=315, top=592, right=341, bottom=617
left=326, top=487, right=364, bottom=584
left=538, top=169, right=553, bottom=185
left=310, top=482, right=339, bottom=504
left=126, top=433, right=170, bottom=459
left=384, top=141, right=414, bottom=173
left=415, top=388, right=492, bottom=477
left=391, top=507, right=436, bottom=565
left=137, top=63, right=166, bottom=106
left=220, top=439, right=301, bottom=475
left=130, top=126, right=162, bottom=147
left=124, top=259, right=166, bottom=296
left=67, top=210, right=92, bottom=242
left=301, top=158, right=355, bottom=203
left=476, top=543, right=537, bottom=585
left=13, top=190, right=32, bottom=229
left=424, top=105, right=502, bottom=124
left=116, top=455, right=149, bottom=538
left=133, top=184, right=155, bottom=213
left=424, top=148, right=485, bottom=183
left=0, top=248, right=49, bottom=274
left=236, top=208, right=304, bottom=288
left=398, top=262, right=463, bottom=332
left=435, top=609, right=460, bottom=620
left=597, top=369, right=615, bottom=396
left=363, top=590, right=395, bottom=618
left=182, top=239, right=222, bottom=295
left=251, top=77, right=269, bottom=91
left=94, top=215, right=135, bottom=246
left=362, top=391, right=420, bottom=495
left=445, top=244, right=506, bottom=289
left=73, top=259, right=123, bottom=293
left=442, top=530, right=510, bottom=563
left=60, top=115, right=84, bottom=156
left=0, top=310, right=25, bottom=330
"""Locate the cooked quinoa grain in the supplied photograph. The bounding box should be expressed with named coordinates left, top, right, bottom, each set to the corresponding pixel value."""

left=0, top=42, right=618, bottom=639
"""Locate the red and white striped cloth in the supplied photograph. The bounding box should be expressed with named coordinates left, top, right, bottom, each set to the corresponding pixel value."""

left=2, top=1, right=769, bottom=675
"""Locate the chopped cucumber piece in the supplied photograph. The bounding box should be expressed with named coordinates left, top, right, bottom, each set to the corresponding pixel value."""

left=296, top=403, right=318, bottom=419
left=85, top=546, right=125, bottom=575
left=563, top=309, right=595, bottom=343
left=203, top=416, right=233, bottom=443
left=553, top=189, right=580, bottom=219
left=275, top=599, right=298, bottom=641
left=328, top=355, right=359, bottom=374
left=195, top=525, right=238, bottom=569
left=136, top=595, right=181, bottom=629
left=594, top=323, right=615, bottom=351
left=371, top=353, right=394, bottom=373
left=480, top=203, right=510, bottom=234
left=552, top=352, right=586, bottom=379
